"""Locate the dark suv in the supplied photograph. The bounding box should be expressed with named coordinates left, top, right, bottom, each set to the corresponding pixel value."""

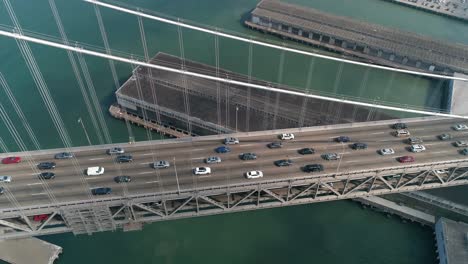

left=335, top=136, right=350, bottom=143
left=240, top=153, right=257, bottom=160
left=302, top=164, right=324, bottom=173
left=38, top=172, right=55, bottom=179
left=298, top=148, right=315, bottom=155
left=267, top=142, right=283, bottom=149
left=392, top=123, right=408, bottom=129
left=114, top=176, right=131, bottom=183
left=91, top=187, right=112, bottom=195
left=351, top=143, right=368, bottom=150
left=37, top=162, right=56, bottom=170
left=274, top=159, right=293, bottom=167
left=116, top=155, right=133, bottom=163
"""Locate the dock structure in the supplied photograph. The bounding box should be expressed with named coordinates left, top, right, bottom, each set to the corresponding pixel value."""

left=245, top=0, right=468, bottom=75
left=448, top=73, right=468, bottom=115
left=0, top=237, right=62, bottom=264
left=435, top=218, right=468, bottom=264
left=381, top=0, right=468, bottom=22
left=115, top=52, right=394, bottom=136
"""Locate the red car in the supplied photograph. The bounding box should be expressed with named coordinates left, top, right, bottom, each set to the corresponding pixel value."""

left=398, top=156, right=415, bottom=163
left=2, top=157, right=21, bottom=164
left=33, top=214, right=49, bottom=222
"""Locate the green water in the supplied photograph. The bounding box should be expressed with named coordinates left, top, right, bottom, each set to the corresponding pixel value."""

left=1, top=0, right=467, bottom=263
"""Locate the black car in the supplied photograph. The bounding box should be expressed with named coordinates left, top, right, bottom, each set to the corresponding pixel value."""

left=351, top=143, right=368, bottom=150
left=91, top=187, right=112, bottom=195
left=392, top=123, right=408, bottom=129
left=114, top=176, right=131, bottom=183
left=240, top=153, right=257, bottom=160
left=0, top=187, right=4, bottom=195
left=298, top=148, right=315, bottom=155
left=116, top=155, right=133, bottom=163
left=37, top=162, right=56, bottom=170
left=54, top=152, right=73, bottom=159
left=267, top=142, right=283, bottom=149
left=302, top=164, right=324, bottom=173
left=335, top=136, right=350, bottom=143
left=38, top=172, right=55, bottom=179
left=274, top=159, right=293, bottom=167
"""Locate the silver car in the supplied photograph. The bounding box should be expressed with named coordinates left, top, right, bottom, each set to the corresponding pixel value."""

left=379, top=148, right=395, bottom=155
left=152, top=160, right=170, bottom=169
left=55, top=152, right=74, bottom=159
left=205, top=156, right=221, bottom=164
left=224, top=137, right=239, bottom=145
left=107, top=147, right=125, bottom=155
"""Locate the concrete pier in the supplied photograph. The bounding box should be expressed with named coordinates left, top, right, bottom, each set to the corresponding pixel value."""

left=448, top=73, right=468, bottom=115
left=435, top=218, right=468, bottom=264
left=0, top=237, right=61, bottom=264
left=381, top=0, right=468, bottom=22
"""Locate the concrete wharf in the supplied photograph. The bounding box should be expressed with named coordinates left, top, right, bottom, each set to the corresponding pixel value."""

left=382, top=0, right=468, bottom=22
left=0, top=237, right=62, bottom=264
left=435, top=217, right=468, bottom=264
left=246, top=0, right=468, bottom=75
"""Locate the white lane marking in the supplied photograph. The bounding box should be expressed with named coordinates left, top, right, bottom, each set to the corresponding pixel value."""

left=191, top=148, right=205, bottom=151
left=370, top=132, right=385, bottom=135
left=191, top=157, right=204, bottom=160
left=423, top=143, right=438, bottom=146
left=145, top=180, right=159, bottom=184
left=378, top=139, right=395, bottom=142
left=345, top=160, right=359, bottom=163
left=139, top=162, right=150, bottom=165
left=327, top=136, right=337, bottom=139
left=27, top=182, right=43, bottom=186
left=89, top=157, right=105, bottom=161
left=138, top=171, right=154, bottom=175
left=338, top=152, right=351, bottom=155
left=86, top=177, right=99, bottom=180
left=431, top=151, right=450, bottom=154
left=287, top=148, right=300, bottom=151
left=141, top=153, right=153, bottom=156
left=243, top=161, right=256, bottom=164
left=31, top=192, right=46, bottom=196
left=240, top=144, right=255, bottom=147
left=289, top=157, right=302, bottom=160
left=198, top=175, right=211, bottom=178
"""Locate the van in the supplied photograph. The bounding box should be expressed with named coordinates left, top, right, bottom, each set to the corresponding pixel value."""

left=86, top=166, right=105, bottom=176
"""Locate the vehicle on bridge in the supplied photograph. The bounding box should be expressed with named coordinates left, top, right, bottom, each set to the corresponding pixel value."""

left=267, top=142, right=283, bottom=149
left=116, top=155, right=133, bottom=163
left=193, top=167, right=211, bottom=175
left=0, top=187, right=4, bottom=195
left=0, top=176, right=11, bottom=183
left=274, top=159, right=293, bottom=167
left=224, top=137, right=239, bottom=145
left=245, top=170, right=263, bottom=179
left=351, top=143, right=368, bottom=150
left=240, top=153, right=257, bottom=160
left=395, top=129, right=411, bottom=137
left=298, top=148, right=315, bottom=155
left=322, top=153, right=341, bottom=160
left=91, top=187, right=112, bottom=195
left=38, top=172, right=55, bottom=180
left=205, top=156, right=221, bottom=164
left=107, top=147, right=125, bottom=155
left=86, top=166, right=105, bottom=176
left=410, top=144, right=426, bottom=153
left=302, top=164, right=324, bottom=173
left=453, top=124, right=468, bottom=131
left=461, top=148, right=468, bottom=156
left=1, top=156, right=21, bottom=164
left=114, top=176, right=131, bottom=183
left=280, top=133, right=295, bottom=140
left=54, top=152, right=73, bottom=159
left=454, top=140, right=468, bottom=147
left=215, top=146, right=231, bottom=153
left=33, top=214, right=49, bottom=222
left=398, top=156, right=415, bottom=163
left=37, top=162, right=56, bottom=170
left=335, top=136, right=350, bottom=143
left=407, top=137, right=423, bottom=144
left=379, top=148, right=395, bottom=155
left=438, top=133, right=453, bottom=141
left=152, top=160, right=170, bottom=169
left=392, top=123, right=408, bottom=129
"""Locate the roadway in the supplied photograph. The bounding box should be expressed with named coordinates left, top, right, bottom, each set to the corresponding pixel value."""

left=0, top=118, right=467, bottom=209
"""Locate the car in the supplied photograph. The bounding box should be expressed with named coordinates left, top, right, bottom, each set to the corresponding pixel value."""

left=379, top=148, right=395, bottom=155
left=224, top=137, right=239, bottom=145
left=267, top=142, right=283, bottom=149
left=392, top=123, right=408, bottom=129
left=54, top=152, right=73, bottom=159
left=37, top=162, right=56, bottom=170
left=116, top=155, right=133, bottom=163
left=245, top=170, right=263, bottom=179
left=205, top=156, right=221, bottom=164
left=434, top=169, right=448, bottom=175
left=107, top=147, right=125, bottom=155
left=438, top=133, right=452, bottom=141
left=274, top=159, right=293, bottom=167
left=0, top=176, right=11, bottom=183
left=280, top=133, right=295, bottom=140
left=407, top=137, right=423, bottom=144
left=335, top=136, right=350, bottom=143
left=91, top=187, right=112, bottom=195
left=86, top=166, right=105, bottom=176
left=398, top=156, right=415, bottom=163
left=38, top=172, right=55, bottom=179
left=461, top=148, right=468, bottom=156
left=395, top=129, right=410, bottom=137
left=453, top=124, right=468, bottom=131
left=2, top=157, right=21, bottom=164
left=410, top=144, right=426, bottom=153
left=454, top=140, right=468, bottom=147
left=0, top=187, right=4, bottom=195
left=193, top=167, right=211, bottom=175
left=33, top=214, right=49, bottom=222
left=114, top=176, right=131, bottom=183
left=152, top=160, right=170, bottom=169
left=240, top=153, right=257, bottom=160
left=215, top=146, right=231, bottom=153
left=351, top=143, right=368, bottom=150
left=298, top=148, right=315, bottom=155
left=302, top=164, right=324, bottom=173
left=322, top=153, right=341, bottom=160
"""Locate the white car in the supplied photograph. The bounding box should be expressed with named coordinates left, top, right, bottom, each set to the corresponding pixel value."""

left=193, top=167, right=211, bottom=175
left=0, top=176, right=11, bottom=183
left=245, top=170, right=263, bottom=179
left=454, top=140, right=468, bottom=147
left=410, top=144, right=426, bottom=153
left=224, top=137, right=239, bottom=145
left=86, top=166, right=105, bottom=176
left=379, top=148, right=395, bottom=155
left=434, top=169, right=448, bottom=175
left=453, top=124, right=468, bottom=131
left=107, top=147, right=125, bottom=155
left=152, top=160, right=170, bottom=169
left=205, top=156, right=221, bottom=164
left=280, top=133, right=295, bottom=140
left=395, top=129, right=410, bottom=137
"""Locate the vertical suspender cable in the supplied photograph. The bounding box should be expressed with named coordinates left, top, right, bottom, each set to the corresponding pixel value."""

left=177, top=21, right=193, bottom=134
left=245, top=42, right=253, bottom=132
left=298, top=58, right=315, bottom=128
